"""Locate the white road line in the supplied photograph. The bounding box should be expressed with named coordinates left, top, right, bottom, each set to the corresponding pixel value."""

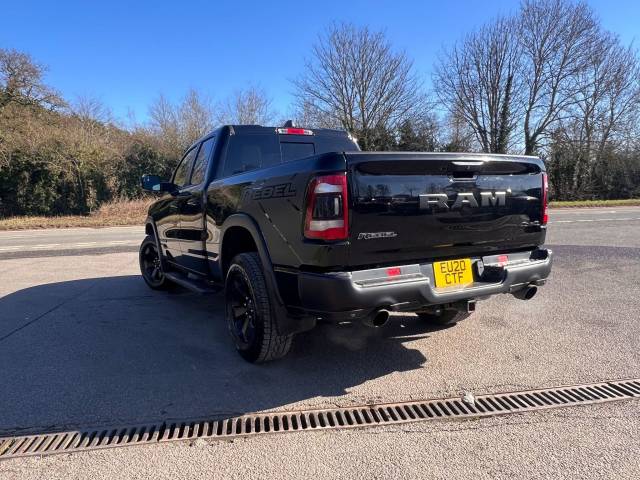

left=549, top=217, right=639, bottom=224
left=0, top=246, right=22, bottom=252
left=549, top=208, right=640, bottom=215
left=0, top=240, right=140, bottom=252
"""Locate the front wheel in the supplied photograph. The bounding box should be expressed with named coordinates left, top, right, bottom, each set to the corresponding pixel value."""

left=139, top=235, right=172, bottom=290
left=225, top=252, right=293, bottom=363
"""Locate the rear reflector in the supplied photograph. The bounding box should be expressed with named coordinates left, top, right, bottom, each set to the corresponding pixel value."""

left=387, top=267, right=401, bottom=277
left=277, top=127, right=314, bottom=136
left=497, top=255, right=509, bottom=266
left=304, top=173, right=349, bottom=240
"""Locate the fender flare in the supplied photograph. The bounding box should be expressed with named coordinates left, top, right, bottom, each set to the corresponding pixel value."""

left=219, top=214, right=314, bottom=335
left=144, top=217, right=167, bottom=270
left=219, top=214, right=274, bottom=282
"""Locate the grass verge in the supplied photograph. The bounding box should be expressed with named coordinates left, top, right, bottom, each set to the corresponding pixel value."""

left=0, top=199, right=150, bottom=230
left=549, top=199, right=640, bottom=208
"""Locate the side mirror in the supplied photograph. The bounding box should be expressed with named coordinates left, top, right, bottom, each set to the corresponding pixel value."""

left=141, top=174, right=175, bottom=193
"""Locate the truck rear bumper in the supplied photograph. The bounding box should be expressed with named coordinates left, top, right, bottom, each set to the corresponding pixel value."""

left=291, top=248, right=552, bottom=322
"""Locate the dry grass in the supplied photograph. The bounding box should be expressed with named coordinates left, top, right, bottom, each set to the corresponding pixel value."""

left=549, top=199, right=640, bottom=208
left=0, top=198, right=151, bottom=230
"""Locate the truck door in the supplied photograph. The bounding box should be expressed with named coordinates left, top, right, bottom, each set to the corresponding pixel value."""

left=156, top=146, right=198, bottom=263
left=174, top=135, right=216, bottom=274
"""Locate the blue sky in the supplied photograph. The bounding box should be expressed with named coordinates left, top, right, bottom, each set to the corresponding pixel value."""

left=2, top=0, right=638, bottom=124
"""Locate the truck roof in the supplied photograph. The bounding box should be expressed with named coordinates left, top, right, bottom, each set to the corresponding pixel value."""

left=227, top=125, right=351, bottom=136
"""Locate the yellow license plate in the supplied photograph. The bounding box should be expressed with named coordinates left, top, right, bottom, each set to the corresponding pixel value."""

left=433, top=258, right=474, bottom=288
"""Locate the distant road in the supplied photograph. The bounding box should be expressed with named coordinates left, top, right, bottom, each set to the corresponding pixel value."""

left=0, top=226, right=143, bottom=259
left=0, top=206, right=639, bottom=259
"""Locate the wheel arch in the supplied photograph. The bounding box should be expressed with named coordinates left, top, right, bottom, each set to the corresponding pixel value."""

left=219, top=214, right=313, bottom=336
left=219, top=214, right=274, bottom=280
left=144, top=216, right=166, bottom=267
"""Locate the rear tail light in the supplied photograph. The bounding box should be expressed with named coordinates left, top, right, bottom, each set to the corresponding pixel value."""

left=276, top=127, right=314, bottom=136
left=304, top=173, right=349, bottom=240
left=541, top=173, right=549, bottom=225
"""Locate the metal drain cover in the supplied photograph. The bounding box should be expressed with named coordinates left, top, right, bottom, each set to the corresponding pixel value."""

left=1, top=378, right=638, bottom=461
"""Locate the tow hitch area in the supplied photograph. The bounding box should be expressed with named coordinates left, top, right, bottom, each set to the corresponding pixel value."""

left=422, top=300, right=476, bottom=316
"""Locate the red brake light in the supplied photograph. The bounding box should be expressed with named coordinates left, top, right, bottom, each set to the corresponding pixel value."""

left=542, top=173, right=549, bottom=225
left=276, top=127, right=314, bottom=136
left=304, top=173, right=349, bottom=240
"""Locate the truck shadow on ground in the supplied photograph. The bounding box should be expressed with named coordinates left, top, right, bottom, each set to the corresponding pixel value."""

left=0, top=275, right=448, bottom=437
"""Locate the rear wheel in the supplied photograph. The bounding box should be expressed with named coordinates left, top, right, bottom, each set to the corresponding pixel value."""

left=225, top=252, right=293, bottom=363
left=417, top=309, right=471, bottom=326
left=139, top=235, right=172, bottom=290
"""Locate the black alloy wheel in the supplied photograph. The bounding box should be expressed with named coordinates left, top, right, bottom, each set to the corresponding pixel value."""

left=139, top=235, right=171, bottom=290
left=225, top=252, right=293, bottom=363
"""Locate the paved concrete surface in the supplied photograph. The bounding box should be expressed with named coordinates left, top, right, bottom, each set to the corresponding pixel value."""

left=0, top=206, right=639, bottom=478
left=3, top=402, right=639, bottom=480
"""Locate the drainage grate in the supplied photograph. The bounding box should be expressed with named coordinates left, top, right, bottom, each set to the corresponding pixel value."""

left=1, top=378, right=638, bottom=461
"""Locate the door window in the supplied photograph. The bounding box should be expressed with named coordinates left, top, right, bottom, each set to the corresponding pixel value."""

left=190, top=137, right=215, bottom=185
left=173, top=147, right=198, bottom=188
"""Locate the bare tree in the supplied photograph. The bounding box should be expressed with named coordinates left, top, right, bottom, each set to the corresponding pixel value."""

left=148, top=88, right=215, bottom=157
left=0, top=48, right=64, bottom=110
left=293, top=23, right=424, bottom=150
left=72, top=95, right=114, bottom=124
left=551, top=32, right=640, bottom=193
left=434, top=16, right=521, bottom=154
left=441, top=106, right=477, bottom=152
left=179, top=88, right=215, bottom=146
left=518, top=0, right=600, bottom=155
left=291, top=98, right=341, bottom=129
left=218, top=86, right=276, bottom=125
left=148, top=93, right=181, bottom=157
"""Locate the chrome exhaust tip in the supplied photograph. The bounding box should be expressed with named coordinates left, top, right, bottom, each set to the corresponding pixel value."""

left=363, top=309, right=390, bottom=328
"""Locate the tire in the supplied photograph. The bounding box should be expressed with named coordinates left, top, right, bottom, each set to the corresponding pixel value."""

left=417, top=309, right=472, bottom=326
left=225, top=252, right=293, bottom=363
left=139, top=235, right=172, bottom=290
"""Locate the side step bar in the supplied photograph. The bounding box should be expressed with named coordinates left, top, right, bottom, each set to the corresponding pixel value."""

left=164, top=272, right=220, bottom=294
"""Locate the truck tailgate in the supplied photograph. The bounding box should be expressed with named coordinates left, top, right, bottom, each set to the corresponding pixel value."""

left=346, top=152, right=547, bottom=268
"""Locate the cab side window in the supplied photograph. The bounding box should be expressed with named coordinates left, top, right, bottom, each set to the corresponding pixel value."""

left=190, top=137, right=215, bottom=185
left=173, top=147, right=198, bottom=188
left=221, top=134, right=280, bottom=177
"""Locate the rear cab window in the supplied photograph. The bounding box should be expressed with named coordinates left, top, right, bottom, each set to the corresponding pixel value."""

left=281, top=142, right=315, bottom=162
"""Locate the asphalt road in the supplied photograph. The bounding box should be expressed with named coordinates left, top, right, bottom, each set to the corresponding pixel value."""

left=0, top=226, right=142, bottom=259
left=1, top=207, right=639, bottom=479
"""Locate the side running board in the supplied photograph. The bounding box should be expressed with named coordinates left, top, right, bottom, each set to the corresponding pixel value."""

left=164, top=272, right=220, bottom=294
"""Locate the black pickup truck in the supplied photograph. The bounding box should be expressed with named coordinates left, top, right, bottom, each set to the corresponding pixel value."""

left=140, top=124, right=552, bottom=362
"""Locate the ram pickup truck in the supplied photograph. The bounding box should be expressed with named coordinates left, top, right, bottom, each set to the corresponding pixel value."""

left=140, top=123, right=552, bottom=363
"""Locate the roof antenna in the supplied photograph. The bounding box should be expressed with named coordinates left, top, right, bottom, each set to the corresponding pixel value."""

left=282, top=120, right=295, bottom=128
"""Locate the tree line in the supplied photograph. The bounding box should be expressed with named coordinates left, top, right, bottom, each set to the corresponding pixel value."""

left=1, top=0, right=639, bottom=217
